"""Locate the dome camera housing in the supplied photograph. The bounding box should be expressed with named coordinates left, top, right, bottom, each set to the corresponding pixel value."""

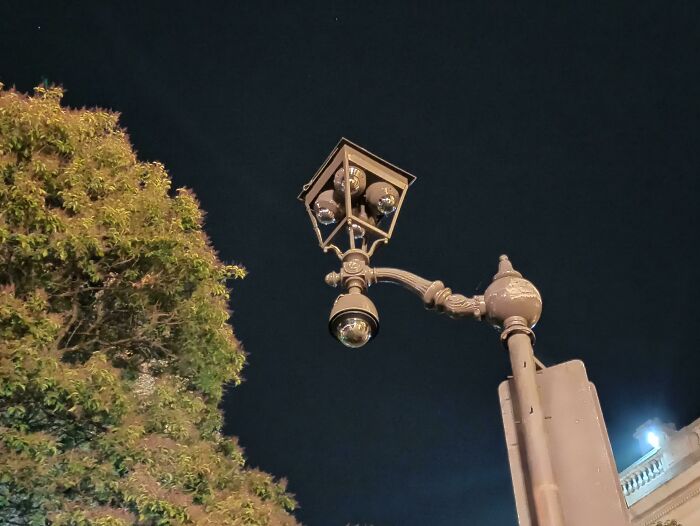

left=333, top=165, right=367, bottom=200
left=314, top=189, right=344, bottom=225
left=328, top=292, right=379, bottom=348
left=366, top=181, right=399, bottom=217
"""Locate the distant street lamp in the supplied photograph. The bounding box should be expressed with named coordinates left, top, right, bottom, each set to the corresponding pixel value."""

left=299, top=139, right=565, bottom=526
left=646, top=431, right=661, bottom=450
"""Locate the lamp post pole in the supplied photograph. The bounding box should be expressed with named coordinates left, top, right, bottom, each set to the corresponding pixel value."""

left=324, top=252, right=566, bottom=526
left=505, top=325, right=565, bottom=526
left=299, top=140, right=590, bottom=526
left=487, top=256, right=565, bottom=526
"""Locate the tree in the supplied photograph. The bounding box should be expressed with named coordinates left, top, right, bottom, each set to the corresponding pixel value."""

left=0, top=85, right=300, bottom=526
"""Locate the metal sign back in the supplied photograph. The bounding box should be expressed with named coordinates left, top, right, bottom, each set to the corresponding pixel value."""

left=499, top=360, right=630, bottom=526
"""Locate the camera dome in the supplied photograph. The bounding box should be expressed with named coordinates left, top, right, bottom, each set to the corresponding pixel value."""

left=328, top=292, right=379, bottom=348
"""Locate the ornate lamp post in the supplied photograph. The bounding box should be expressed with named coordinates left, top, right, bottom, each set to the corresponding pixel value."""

left=299, top=139, right=564, bottom=526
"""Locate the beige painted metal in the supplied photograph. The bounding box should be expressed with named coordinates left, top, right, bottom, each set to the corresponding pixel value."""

left=483, top=257, right=565, bottom=526
left=499, top=360, right=630, bottom=526
left=301, top=143, right=628, bottom=526
left=507, top=332, right=565, bottom=526
left=298, top=138, right=417, bottom=259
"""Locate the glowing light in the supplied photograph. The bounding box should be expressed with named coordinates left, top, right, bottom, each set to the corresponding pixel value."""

left=647, top=431, right=660, bottom=449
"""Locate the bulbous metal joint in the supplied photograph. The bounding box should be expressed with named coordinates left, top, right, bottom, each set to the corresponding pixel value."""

left=483, top=255, right=542, bottom=330
left=324, top=249, right=373, bottom=292
left=499, top=316, right=536, bottom=348
left=325, top=271, right=342, bottom=287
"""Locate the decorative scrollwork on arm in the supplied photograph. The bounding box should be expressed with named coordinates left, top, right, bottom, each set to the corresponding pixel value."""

left=324, top=262, right=484, bottom=321
left=431, top=287, right=485, bottom=319
left=372, top=268, right=485, bottom=320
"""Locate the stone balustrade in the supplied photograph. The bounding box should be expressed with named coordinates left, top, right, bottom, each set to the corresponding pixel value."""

left=620, top=450, right=665, bottom=498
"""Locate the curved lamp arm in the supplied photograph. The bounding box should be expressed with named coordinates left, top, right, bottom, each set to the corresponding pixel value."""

left=326, top=266, right=485, bottom=320
left=372, top=268, right=485, bottom=320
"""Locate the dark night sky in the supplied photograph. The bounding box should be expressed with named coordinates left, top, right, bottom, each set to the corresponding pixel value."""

left=3, top=2, right=700, bottom=524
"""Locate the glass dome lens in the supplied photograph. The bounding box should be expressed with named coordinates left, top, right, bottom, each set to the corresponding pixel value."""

left=328, top=294, right=379, bottom=348
left=365, top=182, right=400, bottom=217
left=313, top=189, right=343, bottom=226
left=351, top=222, right=365, bottom=239
left=335, top=316, right=373, bottom=348
left=315, top=205, right=336, bottom=225
left=377, top=193, right=397, bottom=214
left=348, top=174, right=360, bottom=192
left=334, top=166, right=366, bottom=197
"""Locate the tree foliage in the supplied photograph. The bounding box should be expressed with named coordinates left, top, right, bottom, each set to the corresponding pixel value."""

left=0, top=85, right=300, bottom=525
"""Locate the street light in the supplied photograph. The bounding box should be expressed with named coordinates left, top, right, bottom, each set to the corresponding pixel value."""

left=299, top=139, right=564, bottom=526
left=646, top=431, right=661, bottom=450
